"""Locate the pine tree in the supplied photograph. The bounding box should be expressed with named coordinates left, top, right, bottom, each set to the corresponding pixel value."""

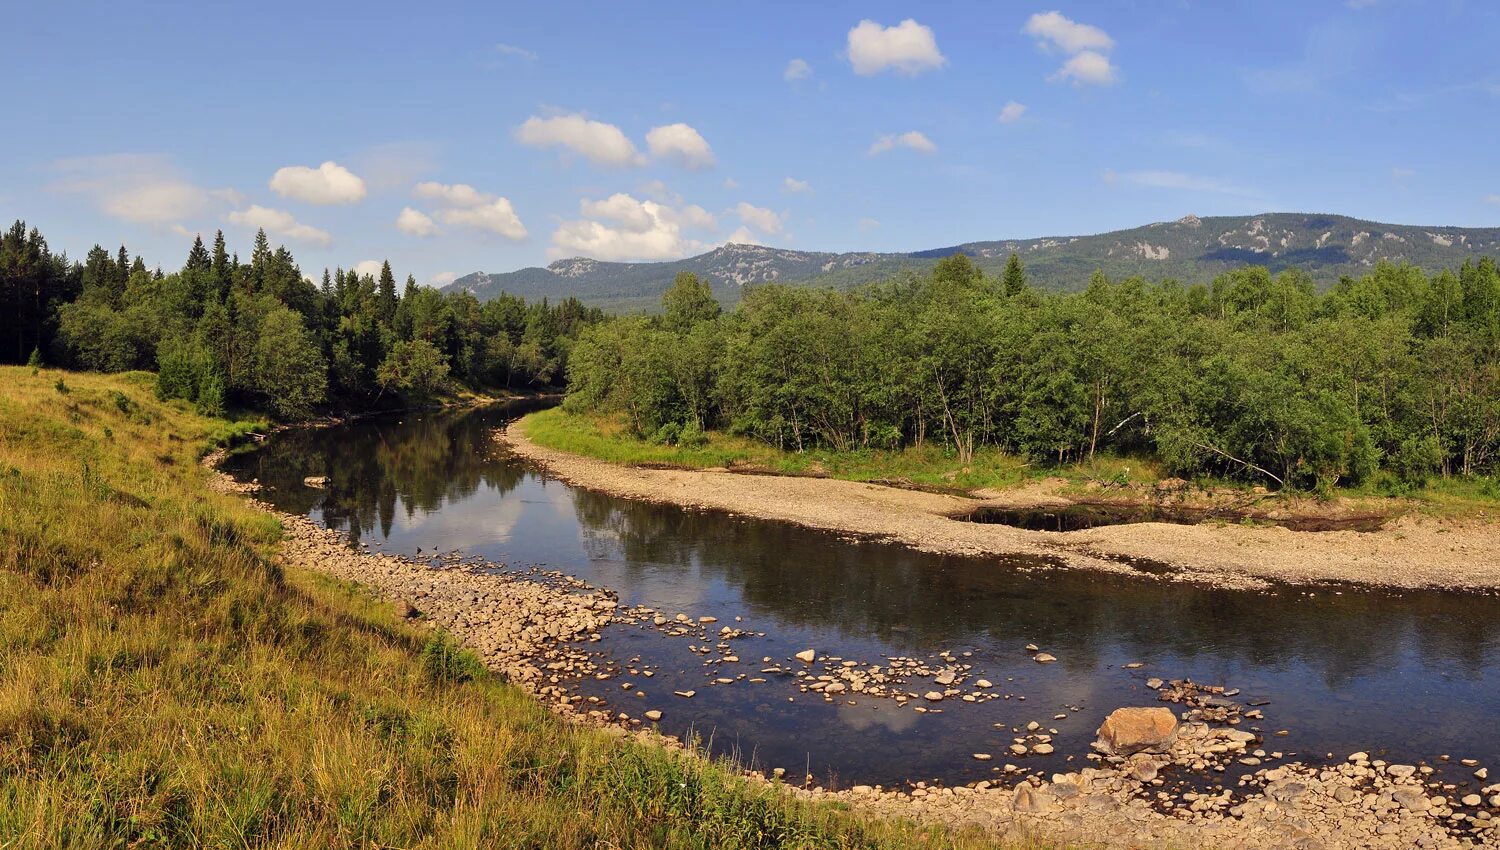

left=377, top=260, right=397, bottom=324
left=186, top=235, right=211, bottom=273
left=115, top=246, right=131, bottom=289
left=1002, top=252, right=1028, bottom=297
left=211, top=230, right=232, bottom=299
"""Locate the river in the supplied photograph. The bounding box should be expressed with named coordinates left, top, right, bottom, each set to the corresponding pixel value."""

left=224, top=400, right=1500, bottom=792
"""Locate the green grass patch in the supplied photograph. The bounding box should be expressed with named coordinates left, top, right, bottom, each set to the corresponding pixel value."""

left=0, top=366, right=1057, bottom=849
left=523, top=408, right=1148, bottom=493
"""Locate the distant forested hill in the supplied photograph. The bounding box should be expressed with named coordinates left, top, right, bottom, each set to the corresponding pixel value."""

left=443, top=213, right=1500, bottom=311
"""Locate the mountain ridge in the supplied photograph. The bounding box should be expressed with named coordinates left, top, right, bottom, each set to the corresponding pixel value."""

left=442, top=212, right=1500, bottom=311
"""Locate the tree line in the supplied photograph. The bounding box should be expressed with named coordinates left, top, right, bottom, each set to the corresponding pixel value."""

left=566, top=254, right=1500, bottom=492
left=0, top=220, right=603, bottom=418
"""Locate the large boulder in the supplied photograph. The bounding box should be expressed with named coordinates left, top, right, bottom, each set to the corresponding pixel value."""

left=1096, top=707, right=1178, bottom=755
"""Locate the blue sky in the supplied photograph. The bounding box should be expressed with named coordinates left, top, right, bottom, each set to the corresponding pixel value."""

left=4, top=0, right=1498, bottom=285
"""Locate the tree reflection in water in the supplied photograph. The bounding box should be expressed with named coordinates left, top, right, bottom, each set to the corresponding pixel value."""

left=228, top=402, right=1500, bottom=786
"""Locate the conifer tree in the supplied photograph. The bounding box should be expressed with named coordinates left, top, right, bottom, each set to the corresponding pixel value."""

left=1002, top=253, right=1028, bottom=297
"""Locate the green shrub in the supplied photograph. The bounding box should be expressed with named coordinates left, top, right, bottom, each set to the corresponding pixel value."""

left=419, top=630, right=487, bottom=684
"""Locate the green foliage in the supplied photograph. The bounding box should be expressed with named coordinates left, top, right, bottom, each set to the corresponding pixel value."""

left=377, top=338, right=451, bottom=403
left=661, top=271, right=720, bottom=332
left=155, top=340, right=199, bottom=402
left=255, top=306, right=327, bottom=420
left=419, top=630, right=488, bottom=684
left=565, top=258, right=1500, bottom=491
left=9, top=221, right=603, bottom=421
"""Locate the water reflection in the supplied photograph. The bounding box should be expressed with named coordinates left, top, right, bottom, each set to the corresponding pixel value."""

left=226, top=403, right=1500, bottom=786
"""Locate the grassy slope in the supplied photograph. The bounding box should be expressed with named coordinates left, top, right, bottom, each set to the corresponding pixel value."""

left=519, top=408, right=1500, bottom=518
left=0, top=367, right=1050, bottom=850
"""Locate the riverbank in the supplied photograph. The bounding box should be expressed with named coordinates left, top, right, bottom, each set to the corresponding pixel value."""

left=202, top=397, right=1498, bottom=849
left=224, top=478, right=1500, bottom=849
left=504, top=413, right=1500, bottom=592
left=0, top=367, right=1019, bottom=850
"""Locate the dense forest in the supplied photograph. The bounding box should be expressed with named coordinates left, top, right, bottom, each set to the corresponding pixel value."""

left=566, top=254, right=1500, bottom=493
left=0, top=220, right=602, bottom=418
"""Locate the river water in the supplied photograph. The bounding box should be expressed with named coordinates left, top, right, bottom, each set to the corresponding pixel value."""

left=224, top=400, right=1500, bottom=792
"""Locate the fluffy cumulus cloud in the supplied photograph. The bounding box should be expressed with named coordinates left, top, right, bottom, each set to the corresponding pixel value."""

left=408, top=181, right=527, bottom=240
left=783, top=177, right=810, bottom=193
left=784, top=58, right=812, bottom=81
left=869, top=130, right=937, bottom=155
left=437, top=199, right=527, bottom=239
left=49, top=153, right=235, bottom=229
left=734, top=202, right=784, bottom=236
left=998, top=101, right=1028, bottom=123
left=645, top=123, right=716, bottom=169
left=413, top=181, right=494, bottom=208
left=847, top=19, right=946, bottom=76
left=1023, top=11, right=1114, bottom=54
left=396, top=206, right=439, bottom=237
left=428, top=271, right=459, bottom=287
left=269, top=161, right=367, bottom=205
left=515, top=113, right=644, bottom=167
left=228, top=204, right=332, bottom=246
left=1051, top=51, right=1117, bottom=85
left=550, top=193, right=717, bottom=261
left=1024, top=11, right=1118, bottom=86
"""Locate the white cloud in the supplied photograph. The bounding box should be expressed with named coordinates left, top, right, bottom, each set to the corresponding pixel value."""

left=396, top=206, right=439, bottom=237
left=495, top=43, right=538, bottom=61
left=1050, top=50, right=1118, bottom=86
left=1113, top=170, right=1255, bottom=197
left=437, top=199, right=528, bottom=240
left=783, top=177, right=811, bottom=193
left=722, top=226, right=762, bottom=246
left=351, top=260, right=384, bottom=278
left=858, top=217, right=881, bottom=231
left=784, top=58, right=812, bottom=81
left=429, top=271, right=458, bottom=287
left=1024, top=12, right=1118, bottom=86
left=678, top=204, right=718, bottom=230
left=723, top=177, right=740, bottom=190
left=550, top=192, right=713, bottom=261
left=515, top=113, right=644, bottom=167
left=998, top=101, right=1028, bottom=123
left=1023, top=11, right=1114, bottom=54
left=409, top=181, right=526, bottom=239
left=869, top=130, right=937, bottom=155
left=1485, top=194, right=1500, bottom=205
left=228, top=204, right=332, bottom=246
left=735, top=202, right=784, bottom=236
left=269, top=161, right=367, bottom=205
left=646, top=123, right=716, bottom=170
left=847, top=19, right=946, bottom=76
left=50, top=153, right=230, bottom=229
left=414, top=181, right=494, bottom=207
left=1391, top=167, right=1415, bottom=180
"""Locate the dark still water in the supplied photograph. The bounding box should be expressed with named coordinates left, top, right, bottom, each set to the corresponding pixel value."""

left=225, top=401, right=1500, bottom=791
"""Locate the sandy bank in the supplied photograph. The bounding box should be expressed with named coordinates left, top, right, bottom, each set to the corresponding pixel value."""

left=501, top=422, right=1500, bottom=593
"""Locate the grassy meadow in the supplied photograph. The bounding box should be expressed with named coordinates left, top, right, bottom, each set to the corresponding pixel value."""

left=0, top=366, right=1057, bottom=849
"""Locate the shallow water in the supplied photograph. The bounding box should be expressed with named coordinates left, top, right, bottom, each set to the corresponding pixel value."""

left=225, top=401, right=1500, bottom=792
